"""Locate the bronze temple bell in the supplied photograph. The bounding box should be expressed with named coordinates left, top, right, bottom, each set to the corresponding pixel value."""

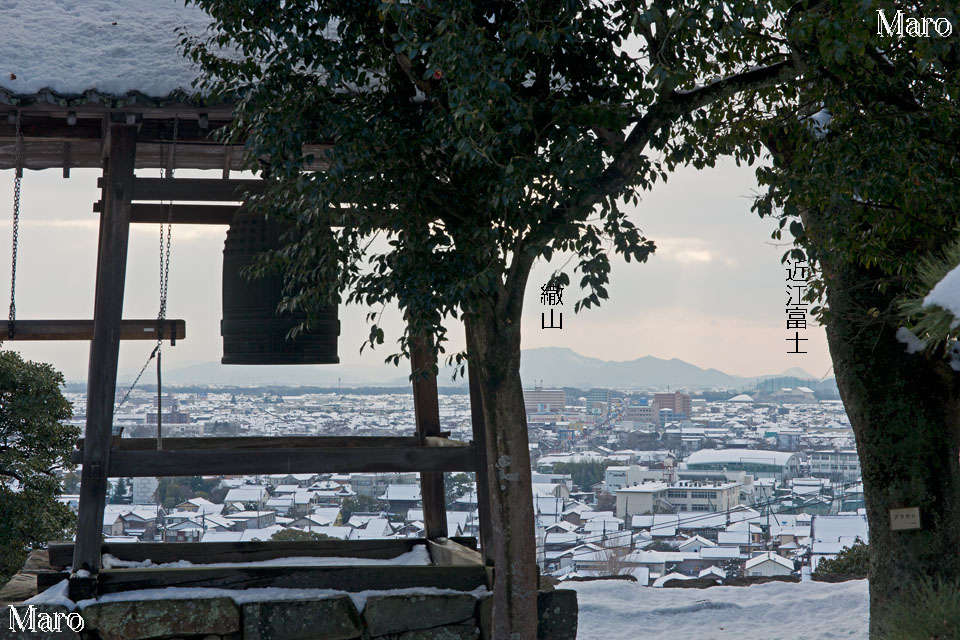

left=221, top=210, right=340, bottom=364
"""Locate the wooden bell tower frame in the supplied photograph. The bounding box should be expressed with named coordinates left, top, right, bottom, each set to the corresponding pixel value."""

left=0, top=104, right=493, bottom=599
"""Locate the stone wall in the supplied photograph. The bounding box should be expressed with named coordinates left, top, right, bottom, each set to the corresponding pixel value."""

left=2, top=589, right=577, bottom=640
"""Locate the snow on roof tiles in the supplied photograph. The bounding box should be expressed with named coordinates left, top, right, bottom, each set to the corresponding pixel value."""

left=1, top=0, right=215, bottom=100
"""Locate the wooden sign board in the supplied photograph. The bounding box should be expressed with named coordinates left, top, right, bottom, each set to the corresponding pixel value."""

left=889, top=507, right=921, bottom=531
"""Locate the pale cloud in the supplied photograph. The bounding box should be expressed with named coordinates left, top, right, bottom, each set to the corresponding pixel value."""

left=650, top=236, right=736, bottom=266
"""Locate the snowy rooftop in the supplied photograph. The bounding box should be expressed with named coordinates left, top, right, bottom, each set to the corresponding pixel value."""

left=1, top=0, right=214, bottom=100
left=685, top=448, right=798, bottom=467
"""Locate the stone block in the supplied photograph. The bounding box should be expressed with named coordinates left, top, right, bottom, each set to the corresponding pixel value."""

left=241, top=596, right=362, bottom=640
left=537, top=589, right=578, bottom=640
left=82, top=597, right=238, bottom=640
left=475, top=594, right=492, bottom=640
left=389, top=622, right=478, bottom=640
left=0, top=604, right=82, bottom=640
left=363, top=594, right=477, bottom=637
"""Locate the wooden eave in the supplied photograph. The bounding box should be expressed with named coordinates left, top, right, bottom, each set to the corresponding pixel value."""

left=0, top=96, right=330, bottom=171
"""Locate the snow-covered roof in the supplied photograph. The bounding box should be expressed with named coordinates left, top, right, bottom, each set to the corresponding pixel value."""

left=1, top=0, right=218, bottom=102
left=653, top=572, right=694, bottom=588
left=812, top=515, right=869, bottom=544
left=745, top=551, right=793, bottom=571
left=698, top=566, right=726, bottom=579
left=617, top=482, right=669, bottom=494
left=685, top=449, right=798, bottom=467
left=379, top=485, right=421, bottom=502
left=727, top=394, right=754, bottom=403
left=225, top=487, right=268, bottom=503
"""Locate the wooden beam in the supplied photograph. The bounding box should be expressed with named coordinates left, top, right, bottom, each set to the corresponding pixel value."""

left=72, top=124, right=138, bottom=586
left=74, top=435, right=421, bottom=452
left=94, top=177, right=266, bottom=201
left=410, top=330, right=448, bottom=540
left=96, top=565, right=487, bottom=595
left=427, top=539, right=484, bottom=567
left=48, top=540, right=422, bottom=568
left=93, top=202, right=358, bottom=226
left=93, top=202, right=240, bottom=225
left=36, top=572, right=69, bottom=591
left=0, top=117, right=102, bottom=140
left=93, top=445, right=477, bottom=476
left=467, top=333, right=495, bottom=567
left=6, top=319, right=184, bottom=341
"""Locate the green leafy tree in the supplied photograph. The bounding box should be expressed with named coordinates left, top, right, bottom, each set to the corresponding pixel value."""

left=551, top=461, right=610, bottom=492
left=813, top=539, right=869, bottom=579
left=61, top=471, right=80, bottom=495
left=0, top=351, right=77, bottom=583
left=340, top=495, right=380, bottom=522
left=182, top=2, right=799, bottom=634
left=109, top=478, right=129, bottom=505
left=724, top=2, right=960, bottom=634
left=444, top=472, right=475, bottom=509
left=271, top=528, right=335, bottom=542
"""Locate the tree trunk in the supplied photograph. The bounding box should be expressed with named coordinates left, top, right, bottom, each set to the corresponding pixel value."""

left=820, top=251, right=960, bottom=637
left=465, top=311, right=538, bottom=640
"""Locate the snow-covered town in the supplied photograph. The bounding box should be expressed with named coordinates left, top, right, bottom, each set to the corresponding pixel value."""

left=5, top=1, right=959, bottom=638
left=53, top=384, right=868, bottom=587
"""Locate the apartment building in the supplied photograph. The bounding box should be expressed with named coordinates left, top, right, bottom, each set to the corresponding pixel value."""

left=808, top=450, right=861, bottom=482
left=663, top=480, right=741, bottom=512
left=615, top=482, right=670, bottom=518
left=654, top=392, right=692, bottom=417
left=523, top=388, right=567, bottom=414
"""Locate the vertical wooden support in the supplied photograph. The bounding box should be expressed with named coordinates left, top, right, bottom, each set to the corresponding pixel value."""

left=410, top=330, right=448, bottom=539
left=467, top=345, right=495, bottom=567
left=71, top=125, right=138, bottom=596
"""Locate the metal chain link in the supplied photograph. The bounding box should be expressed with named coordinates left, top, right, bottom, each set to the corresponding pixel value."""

left=8, top=111, right=22, bottom=339
left=115, top=343, right=159, bottom=409
left=115, top=116, right=179, bottom=413
left=155, top=116, right=178, bottom=451
left=158, top=116, right=177, bottom=335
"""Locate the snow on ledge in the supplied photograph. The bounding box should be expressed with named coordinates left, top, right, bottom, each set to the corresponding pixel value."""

left=28, top=579, right=488, bottom=615
left=100, top=545, right=431, bottom=570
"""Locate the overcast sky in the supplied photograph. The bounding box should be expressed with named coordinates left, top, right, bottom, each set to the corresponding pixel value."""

left=0, top=157, right=831, bottom=384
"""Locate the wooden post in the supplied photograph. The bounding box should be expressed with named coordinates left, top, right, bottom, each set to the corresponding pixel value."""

left=410, top=330, right=448, bottom=539
left=467, top=356, right=495, bottom=567
left=71, top=124, right=138, bottom=597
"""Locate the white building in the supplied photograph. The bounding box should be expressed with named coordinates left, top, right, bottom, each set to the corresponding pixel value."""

left=808, top=450, right=862, bottom=482
left=663, top=480, right=741, bottom=513
left=130, top=477, right=159, bottom=504
left=615, top=482, right=670, bottom=518
left=745, top=552, right=794, bottom=577
left=684, top=449, right=801, bottom=481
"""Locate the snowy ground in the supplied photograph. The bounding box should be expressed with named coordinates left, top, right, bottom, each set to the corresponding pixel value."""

left=570, top=579, right=868, bottom=640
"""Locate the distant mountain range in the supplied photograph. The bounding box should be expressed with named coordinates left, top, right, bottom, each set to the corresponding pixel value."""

left=122, top=347, right=835, bottom=393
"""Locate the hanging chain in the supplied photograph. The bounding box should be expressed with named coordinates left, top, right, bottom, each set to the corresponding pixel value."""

left=155, top=116, right=178, bottom=451
left=115, top=116, right=178, bottom=414
left=8, top=111, right=22, bottom=339
left=115, top=344, right=159, bottom=409
left=158, top=116, right=178, bottom=333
